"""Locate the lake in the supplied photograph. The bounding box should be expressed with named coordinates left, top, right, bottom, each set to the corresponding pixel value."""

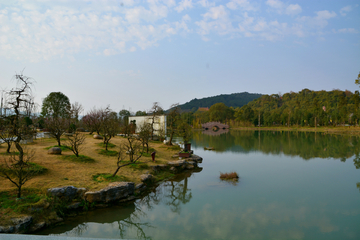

left=35, top=130, right=360, bottom=240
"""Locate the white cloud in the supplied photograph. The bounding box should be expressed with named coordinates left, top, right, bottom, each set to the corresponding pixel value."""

left=286, top=4, right=302, bottom=16
left=196, top=5, right=233, bottom=37
left=298, top=10, right=337, bottom=29
left=340, top=5, right=352, bottom=16
left=175, top=0, right=193, bottom=13
left=266, top=0, right=283, bottom=9
left=226, top=0, right=257, bottom=11
left=197, top=0, right=215, bottom=8
left=334, top=28, right=359, bottom=34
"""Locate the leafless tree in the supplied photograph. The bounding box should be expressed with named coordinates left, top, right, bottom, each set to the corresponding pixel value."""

left=0, top=72, right=37, bottom=198
left=112, top=136, right=144, bottom=177
left=71, top=102, right=84, bottom=123
left=82, top=107, right=102, bottom=134
left=149, top=102, right=163, bottom=140
left=0, top=148, right=36, bottom=198
left=167, top=103, right=180, bottom=145
left=66, top=131, right=86, bottom=157
left=138, top=123, right=152, bottom=153
left=44, top=116, right=67, bottom=146
left=0, top=117, right=15, bottom=153
left=99, top=107, right=119, bottom=151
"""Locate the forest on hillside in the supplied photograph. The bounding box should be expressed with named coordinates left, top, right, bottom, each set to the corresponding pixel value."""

left=181, top=89, right=360, bottom=128
left=178, top=92, right=262, bottom=111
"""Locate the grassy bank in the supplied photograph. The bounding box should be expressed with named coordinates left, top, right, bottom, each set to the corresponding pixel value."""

left=0, top=133, right=182, bottom=225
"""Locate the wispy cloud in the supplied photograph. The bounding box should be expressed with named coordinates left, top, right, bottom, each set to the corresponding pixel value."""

left=340, top=5, right=352, bottom=16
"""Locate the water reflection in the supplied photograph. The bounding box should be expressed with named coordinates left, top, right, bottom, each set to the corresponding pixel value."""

left=37, top=201, right=153, bottom=239
left=193, top=130, right=360, bottom=163
left=139, top=169, right=202, bottom=214
left=37, top=169, right=202, bottom=239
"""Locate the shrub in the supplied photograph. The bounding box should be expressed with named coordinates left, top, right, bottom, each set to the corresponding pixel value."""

left=219, top=172, right=239, bottom=180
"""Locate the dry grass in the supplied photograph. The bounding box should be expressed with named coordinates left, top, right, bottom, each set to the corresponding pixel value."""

left=0, top=133, right=179, bottom=192
left=220, top=172, right=239, bottom=180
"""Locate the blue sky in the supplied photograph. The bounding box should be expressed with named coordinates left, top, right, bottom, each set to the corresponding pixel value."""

left=0, top=0, right=359, bottom=113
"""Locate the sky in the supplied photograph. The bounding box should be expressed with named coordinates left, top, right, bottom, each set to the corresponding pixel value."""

left=0, top=0, right=359, bottom=114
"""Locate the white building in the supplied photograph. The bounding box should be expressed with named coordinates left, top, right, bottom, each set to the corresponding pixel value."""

left=128, top=115, right=167, bottom=135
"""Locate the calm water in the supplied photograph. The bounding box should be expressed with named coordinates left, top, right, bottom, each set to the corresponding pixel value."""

left=36, top=130, right=360, bottom=240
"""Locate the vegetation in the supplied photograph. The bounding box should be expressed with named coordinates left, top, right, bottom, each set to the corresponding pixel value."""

left=66, top=131, right=86, bottom=157
left=92, top=173, right=129, bottom=183
left=98, top=149, right=118, bottom=156
left=0, top=73, right=38, bottom=198
left=112, top=136, right=144, bottom=177
left=178, top=92, right=262, bottom=111
left=184, top=88, right=360, bottom=129
left=62, top=155, right=95, bottom=163
left=220, top=172, right=239, bottom=180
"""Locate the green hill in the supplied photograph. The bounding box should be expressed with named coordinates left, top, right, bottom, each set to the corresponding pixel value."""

left=178, top=92, right=263, bottom=111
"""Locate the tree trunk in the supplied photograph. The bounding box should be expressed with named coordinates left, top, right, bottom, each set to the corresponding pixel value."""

left=6, top=142, right=11, bottom=153
left=17, top=185, right=22, bottom=198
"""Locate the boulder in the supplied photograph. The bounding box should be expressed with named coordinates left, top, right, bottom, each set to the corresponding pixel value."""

left=167, top=160, right=186, bottom=167
left=66, top=202, right=82, bottom=210
left=186, top=160, right=197, bottom=167
left=188, top=154, right=203, bottom=163
left=93, top=135, right=103, bottom=139
left=186, top=164, right=195, bottom=170
left=85, top=182, right=134, bottom=203
left=29, top=222, right=46, bottom=233
left=150, top=164, right=168, bottom=173
left=12, top=216, right=33, bottom=233
left=47, top=147, right=62, bottom=155
left=47, top=186, right=86, bottom=202
left=0, top=226, right=15, bottom=233
left=140, top=174, right=154, bottom=184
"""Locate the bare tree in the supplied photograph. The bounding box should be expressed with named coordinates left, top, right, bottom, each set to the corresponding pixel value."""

left=66, top=131, right=86, bottom=157
left=0, top=116, right=15, bottom=153
left=0, top=72, right=37, bottom=198
left=82, top=107, right=102, bottom=134
left=138, top=123, right=152, bottom=153
left=0, top=148, right=36, bottom=198
left=167, top=103, right=180, bottom=145
left=44, top=116, right=67, bottom=146
left=99, top=107, right=119, bottom=151
left=71, top=102, right=84, bottom=123
left=112, top=136, right=144, bottom=177
left=149, top=102, right=163, bottom=140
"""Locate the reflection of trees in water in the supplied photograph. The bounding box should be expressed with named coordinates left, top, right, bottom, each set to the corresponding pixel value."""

left=65, top=223, right=89, bottom=237
left=193, top=130, right=360, bottom=163
left=138, top=170, right=200, bottom=214
left=117, top=205, right=153, bottom=240
left=163, top=172, right=192, bottom=213
left=202, top=128, right=229, bottom=136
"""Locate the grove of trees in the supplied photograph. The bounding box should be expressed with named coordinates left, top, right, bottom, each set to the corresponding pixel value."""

left=187, top=89, right=360, bottom=128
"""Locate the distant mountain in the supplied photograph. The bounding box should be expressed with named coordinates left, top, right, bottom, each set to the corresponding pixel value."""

left=178, top=92, right=263, bottom=111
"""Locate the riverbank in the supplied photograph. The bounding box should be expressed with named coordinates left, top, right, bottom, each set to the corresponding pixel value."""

left=0, top=133, right=202, bottom=234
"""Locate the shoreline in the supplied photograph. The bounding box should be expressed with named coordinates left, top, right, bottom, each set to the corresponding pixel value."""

left=196, top=126, right=360, bottom=135
left=0, top=133, right=203, bottom=234
left=0, top=153, right=203, bottom=234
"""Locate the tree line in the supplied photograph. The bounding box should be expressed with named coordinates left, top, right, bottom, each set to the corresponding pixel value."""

left=180, top=88, right=360, bottom=128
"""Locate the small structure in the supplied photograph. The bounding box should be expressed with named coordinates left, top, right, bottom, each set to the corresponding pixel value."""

left=201, top=122, right=229, bottom=130
left=128, top=115, right=167, bottom=135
